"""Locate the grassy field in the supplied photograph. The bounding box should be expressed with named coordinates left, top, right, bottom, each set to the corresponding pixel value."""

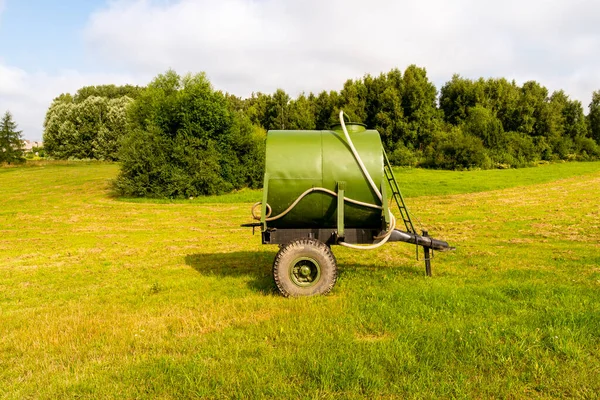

left=1, top=161, right=599, bottom=399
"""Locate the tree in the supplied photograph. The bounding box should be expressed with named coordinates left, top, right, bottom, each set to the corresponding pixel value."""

left=439, top=75, right=480, bottom=125
left=338, top=78, right=368, bottom=123
left=73, top=84, right=144, bottom=102
left=44, top=94, right=133, bottom=160
left=115, top=70, right=264, bottom=198
left=463, top=105, right=505, bottom=149
left=287, top=93, right=316, bottom=130
left=588, top=90, right=600, bottom=144
left=0, top=111, right=25, bottom=164
left=481, top=78, right=520, bottom=132
left=313, top=91, right=335, bottom=129
left=516, top=81, right=549, bottom=137
left=43, top=99, right=78, bottom=159
left=266, top=89, right=291, bottom=130
left=94, top=97, right=134, bottom=160
left=400, top=65, right=440, bottom=145
left=243, top=92, right=270, bottom=128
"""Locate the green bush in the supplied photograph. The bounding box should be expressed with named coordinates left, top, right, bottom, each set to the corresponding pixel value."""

left=574, top=136, right=600, bottom=160
left=388, top=143, right=419, bottom=167
left=423, top=128, right=491, bottom=170
left=551, top=136, right=574, bottom=160
left=114, top=71, right=265, bottom=198
left=487, top=132, right=539, bottom=168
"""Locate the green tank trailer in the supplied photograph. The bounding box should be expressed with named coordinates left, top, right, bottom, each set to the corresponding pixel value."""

left=243, top=111, right=453, bottom=297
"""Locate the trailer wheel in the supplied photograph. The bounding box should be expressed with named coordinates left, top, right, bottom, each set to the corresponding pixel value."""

left=273, top=238, right=337, bottom=297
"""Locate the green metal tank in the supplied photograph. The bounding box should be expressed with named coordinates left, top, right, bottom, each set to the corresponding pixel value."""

left=263, top=123, right=384, bottom=229
left=244, top=113, right=453, bottom=297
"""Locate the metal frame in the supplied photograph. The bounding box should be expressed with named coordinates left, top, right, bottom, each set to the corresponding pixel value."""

left=262, top=228, right=380, bottom=246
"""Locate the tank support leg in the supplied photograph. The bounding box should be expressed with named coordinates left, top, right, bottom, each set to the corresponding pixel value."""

left=423, top=230, right=432, bottom=277
left=424, top=246, right=432, bottom=276
left=336, top=181, right=346, bottom=240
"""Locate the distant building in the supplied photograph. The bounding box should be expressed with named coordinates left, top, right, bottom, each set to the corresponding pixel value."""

left=22, top=140, right=44, bottom=152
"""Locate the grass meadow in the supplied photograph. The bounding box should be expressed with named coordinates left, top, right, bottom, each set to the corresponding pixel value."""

left=1, top=161, right=599, bottom=399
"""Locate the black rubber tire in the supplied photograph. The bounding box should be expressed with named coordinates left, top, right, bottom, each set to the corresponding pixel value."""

left=273, top=238, right=337, bottom=297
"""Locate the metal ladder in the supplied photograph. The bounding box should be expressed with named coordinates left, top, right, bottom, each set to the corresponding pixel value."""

left=383, top=149, right=416, bottom=235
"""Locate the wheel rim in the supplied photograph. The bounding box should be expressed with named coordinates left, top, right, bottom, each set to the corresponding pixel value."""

left=289, top=257, right=321, bottom=287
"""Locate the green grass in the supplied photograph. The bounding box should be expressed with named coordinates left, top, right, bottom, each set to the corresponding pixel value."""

left=1, top=161, right=599, bottom=398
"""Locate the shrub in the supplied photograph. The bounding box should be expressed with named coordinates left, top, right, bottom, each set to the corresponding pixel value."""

left=388, top=143, right=419, bottom=167
left=574, top=136, right=600, bottom=160
left=423, top=127, right=491, bottom=170
left=114, top=71, right=265, bottom=198
left=488, top=131, right=539, bottom=167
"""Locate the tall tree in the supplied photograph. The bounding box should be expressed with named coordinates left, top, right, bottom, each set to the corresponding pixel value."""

left=588, top=90, right=600, bottom=144
left=439, top=75, right=479, bottom=125
left=313, top=91, right=335, bottom=129
left=517, top=81, right=549, bottom=137
left=266, top=89, right=291, bottom=130
left=44, top=93, right=134, bottom=160
left=462, top=105, right=505, bottom=149
left=339, top=78, right=368, bottom=123
left=73, top=84, right=144, bottom=102
left=243, top=92, right=270, bottom=128
left=400, top=65, right=440, bottom=145
left=93, top=97, right=134, bottom=160
left=287, top=93, right=316, bottom=130
left=481, top=78, right=520, bottom=132
left=0, top=111, right=25, bottom=164
left=373, top=83, right=404, bottom=148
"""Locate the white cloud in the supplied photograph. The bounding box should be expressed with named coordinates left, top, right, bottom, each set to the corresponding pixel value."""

left=85, top=0, right=600, bottom=107
left=3, top=0, right=600, bottom=141
left=0, top=64, right=140, bottom=140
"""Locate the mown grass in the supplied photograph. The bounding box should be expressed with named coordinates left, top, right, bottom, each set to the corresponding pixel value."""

left=1, top=161, right=599, bottom=399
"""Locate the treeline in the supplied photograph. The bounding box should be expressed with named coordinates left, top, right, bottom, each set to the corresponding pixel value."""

left=43, top=66, right=600, bottom=197
left=227, top=66, right=600, bottom=169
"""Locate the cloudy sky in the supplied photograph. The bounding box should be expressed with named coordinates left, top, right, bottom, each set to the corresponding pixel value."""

left=1, top=0, right=599, bottom=141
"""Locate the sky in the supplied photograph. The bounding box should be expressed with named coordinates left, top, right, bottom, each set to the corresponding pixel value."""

left=1, top=0, right=600, bottom=141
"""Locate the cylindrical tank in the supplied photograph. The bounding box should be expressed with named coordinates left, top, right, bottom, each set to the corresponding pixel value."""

left=264, top=123, right=384, bottom=229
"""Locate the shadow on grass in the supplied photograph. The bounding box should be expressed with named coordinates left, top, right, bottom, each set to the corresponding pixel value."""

left=340, top=261, right=425, bottom=277
left=185, top=250, right=424, bottom=295
left=185, top=251, right=277, bottom=294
